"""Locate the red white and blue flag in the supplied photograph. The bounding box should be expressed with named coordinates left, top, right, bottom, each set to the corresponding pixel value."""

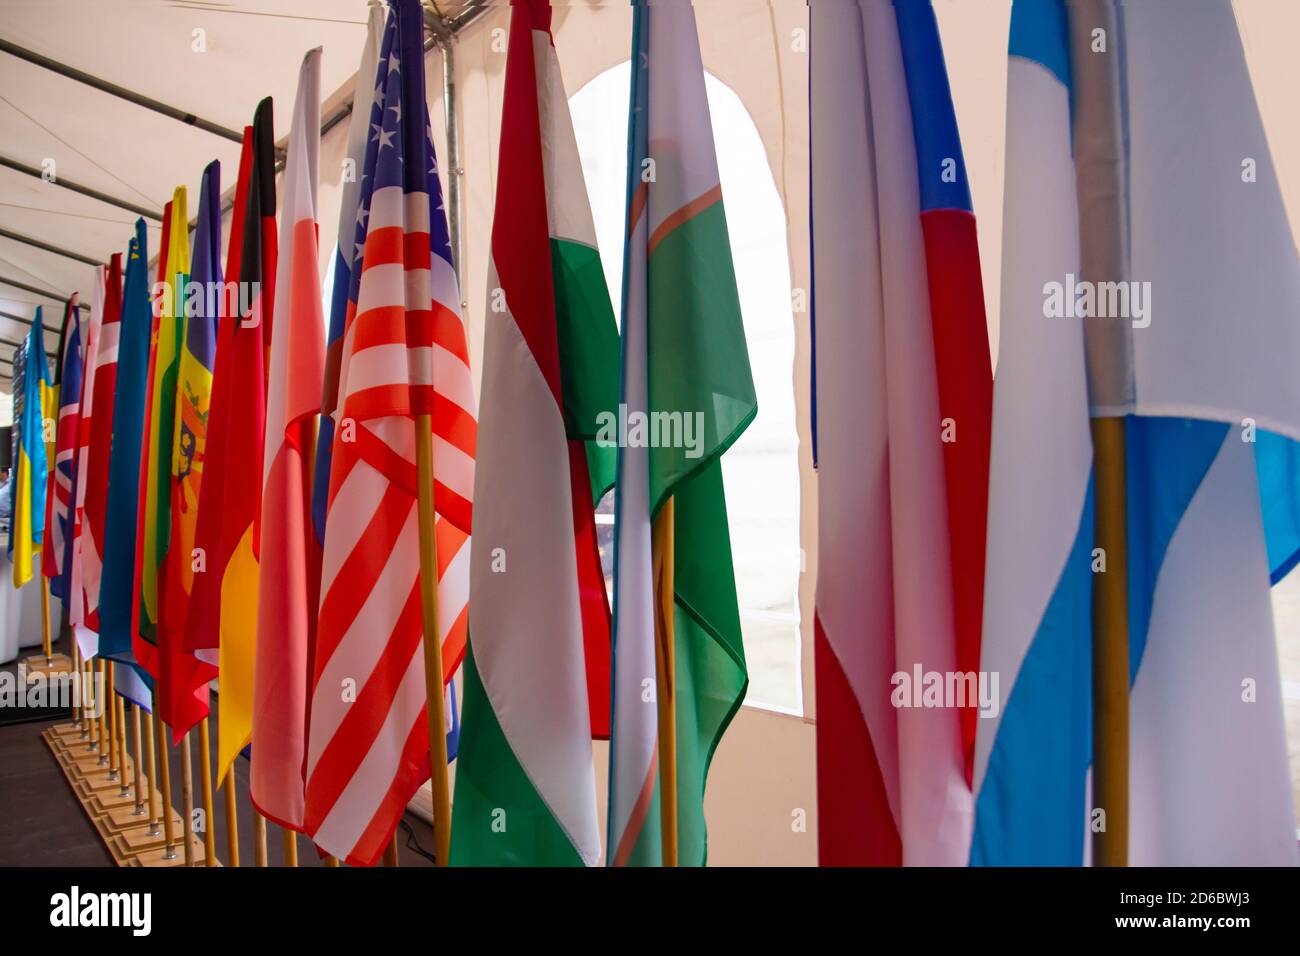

left=810, top=0, right=992, bottom=866
left=304, top=0, right=475, bottom=866
left=44, top=297, right=84, bottom=603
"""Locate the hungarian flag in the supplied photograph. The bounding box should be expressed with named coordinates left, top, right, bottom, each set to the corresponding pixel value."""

left=250, top=48, right=325, bottom=833
left=450, top=0, right=618, bottom=868
left=304, top=0, right=476, bottom=867
left=11, top=306, right=50, bottom=587
left=183, top=124, right=252, bottom=671
left=76, top=254, right=123, bottom=633
left=43, top=295, right=83, bottom=602
left=607, top=0, right=755, bottom=868
left=97, top=219, right=154, bottom=688
left=809, top=0, right=991, bottom=866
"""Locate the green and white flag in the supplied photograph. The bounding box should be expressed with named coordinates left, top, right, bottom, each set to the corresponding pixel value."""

left=607, top=0, right=756, bottom=867
left=450, top=0, right=619, bottom=866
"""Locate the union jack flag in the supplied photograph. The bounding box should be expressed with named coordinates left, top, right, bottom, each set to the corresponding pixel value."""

left=44, top=296, right=83, bottom=601
left=304, top=0, right=475, bottom=867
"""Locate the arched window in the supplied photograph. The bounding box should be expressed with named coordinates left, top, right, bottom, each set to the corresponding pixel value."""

left=570, top=61, right=802, bottom=715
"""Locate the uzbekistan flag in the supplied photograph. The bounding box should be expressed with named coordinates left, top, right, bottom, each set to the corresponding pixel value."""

left=450, top=0, right=619, bottom=868
left=974, top=0, right=1299, bottom=866
left=608, top=0, right=756, bottom=868
left=810, top=0, right=992, bottom=866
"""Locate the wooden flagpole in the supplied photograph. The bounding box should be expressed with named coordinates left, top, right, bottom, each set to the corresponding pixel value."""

left=414, top=413, right=451, bottom=866
left=282, top=828, right=298, bottom=867
left=132, top=703, right=148, bottom=818
left=223, top=775, right=240, bottom=866
left=383, top=837, right=399, bottom=867
left=153, top=707, right=177, bottom=860
left=116, top=695, right=130, bottom=798
left=144, top=706, right=161, bottom=835
left=652, top=498, right=678, bottom=867
left=1091, top=417, right=1129, bottom=866
left=179, top=733, right=196, bottom=865
left=252, top=810, right=267, bottom=866
left=197, top=719, right=218, bottom=865
left=71, top=641, right=81, bottom=727
left=106, top=663, right=119, bottom=781
left=96, top=661, right=109, bottom=765
left=39, top=575, right=52, bottom=664
left=80, top=655, right=92, bottom=739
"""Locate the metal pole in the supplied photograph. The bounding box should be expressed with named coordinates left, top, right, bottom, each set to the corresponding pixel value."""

left=0, top=155, right=163, bottom=221
left=0, top=38, right=245, bottom=144
left=0, top=276, right=88, bottom=309
left=0, top=227, right=100, bottom=266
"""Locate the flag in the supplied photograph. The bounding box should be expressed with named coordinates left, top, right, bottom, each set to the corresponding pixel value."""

left=450, top=0, right=619, bottom=867
left=97, top=220, right=154, bottom=700
left=78, top=253, right=124, bottom=635
left=250, top=48, right=326, bottom=832
left=133, top=184, right=213, bottom=740
left=69, top=266, right=105, bottom=654
left=974, top=0, right=1299, bottom=866
left=809, top=0, right=991, bottom=866
left=44, top=296, right=83, bottom=603
left=209, top=100, right=277, bottom=785
left=313, top=0, right=384, bottom=546
left=11, top=305, right=51, bottom=587
left=157, top=160, right=223, bottom=742
left=304, top=0, right=476, bottom=867
left=183, top=124, right=253, bottom=673
left=607, top=0, right=756, bottom=868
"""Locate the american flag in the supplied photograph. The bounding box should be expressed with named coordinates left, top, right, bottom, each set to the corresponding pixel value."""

left=304, top=0, right=475, bottom=867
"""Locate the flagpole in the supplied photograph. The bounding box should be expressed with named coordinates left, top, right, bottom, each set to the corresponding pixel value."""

left=282, top=828, right=298, bottom=867
left=414, top=413, right=452, bottom=866
left=116, top=694, right=130, bottom=799
left=132, top=703, right=147, bottom=819
left=153, top=706, right=178, bottom=860
left=144, top=706, right=161, bottom=837
left=96, top=661, right=109, bottom=766
left=79, top=653, right=91, bottom=739
left=383, top=837, right=398, bottom=867
left=180, top=732, right=196, bottom=865
left=1091, top=416, right=1129, bottom=866
left=223, top=775, right=240, bottom=866
left=106, top=663, right=119, bottom=782
left=71, top=641, right=81, bottom=727
left=653, top=498, right=678, bottom=868
left=40, top=575, right=52, bottom=664
left=252, top=809, right=267, bottom=866
left=198, top=718, right=217, bottom=865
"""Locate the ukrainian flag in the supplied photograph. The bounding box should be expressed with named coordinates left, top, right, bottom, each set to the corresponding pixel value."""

left=11, top=307, right=52, bottom=587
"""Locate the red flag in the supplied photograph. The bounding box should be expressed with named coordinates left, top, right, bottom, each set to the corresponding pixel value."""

left=79, top=255, right=123, bottom=630
left=250, top=49, right=326, bottom=832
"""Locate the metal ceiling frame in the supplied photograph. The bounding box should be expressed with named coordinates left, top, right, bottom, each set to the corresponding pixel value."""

left=0, top=275, right=87, bottom=311
left=0, top=0, right=492, bottom=308
left=0, top=155, right=164, bottom=221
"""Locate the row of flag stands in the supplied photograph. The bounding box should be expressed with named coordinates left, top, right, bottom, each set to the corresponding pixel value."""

left=31, top=0, right=759, bottom=868
left=36, top=0, right=1292, bottom=870
left=811, top=0, right=1300, bottom=867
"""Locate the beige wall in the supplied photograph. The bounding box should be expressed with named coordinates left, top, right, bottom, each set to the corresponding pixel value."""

left=412, top=0, right=1300, bottom=866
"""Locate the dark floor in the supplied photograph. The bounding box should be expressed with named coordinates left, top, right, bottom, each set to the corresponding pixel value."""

left=0, top=633, right=439, bottom=867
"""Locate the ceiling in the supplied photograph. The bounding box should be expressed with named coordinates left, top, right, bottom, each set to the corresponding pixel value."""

left=0, top=0, right=480, bottom=388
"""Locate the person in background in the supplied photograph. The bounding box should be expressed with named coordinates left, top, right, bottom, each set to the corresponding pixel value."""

left=0, top=467, right=11, bottom=532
